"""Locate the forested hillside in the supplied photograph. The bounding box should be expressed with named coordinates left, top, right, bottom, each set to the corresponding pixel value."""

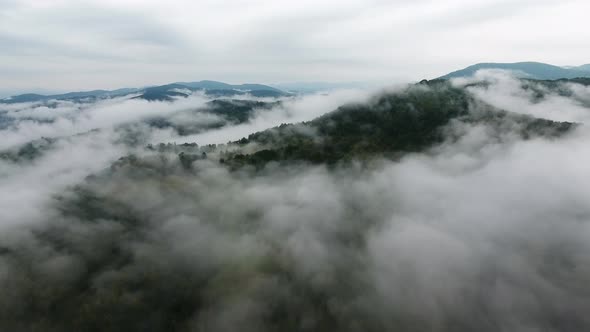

left=0, top=75, right=587, bottom=332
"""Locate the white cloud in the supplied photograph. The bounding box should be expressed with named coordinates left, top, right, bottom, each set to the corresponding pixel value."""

left=162, top=88, right=372, bottom=145
left=0, top=94, right=210, bottom=149
left=453, top=69, right=590, bottom=122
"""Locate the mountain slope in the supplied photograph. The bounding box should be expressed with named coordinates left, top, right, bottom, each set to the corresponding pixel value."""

left=438, top=62, right=590, bottom=80
left=214, top=81, right=574, bottom=167
left=139, top=80, right=575, bottom=169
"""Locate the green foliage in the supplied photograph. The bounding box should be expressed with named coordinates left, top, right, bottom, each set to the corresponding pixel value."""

left=142, top=99, right=281, bottom=137
left=207, top=99, right=280, bottom=123
left=223, top=81, right=574, bottom=168
left=0, top=137, right=57, bottom=162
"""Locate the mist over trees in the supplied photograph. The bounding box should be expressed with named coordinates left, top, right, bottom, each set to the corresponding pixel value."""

left=1, top=72, right=590, bottom=331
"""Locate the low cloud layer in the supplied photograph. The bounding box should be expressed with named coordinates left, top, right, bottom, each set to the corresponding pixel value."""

left=162, top=89, right=372, bottom=145
left=453, top=69, right=590, bottom=122
left=0, top=94, right=210, bottom=149
left=1, top=76, right=590, bottom=330
left=0, top=90, right=370, bottom=227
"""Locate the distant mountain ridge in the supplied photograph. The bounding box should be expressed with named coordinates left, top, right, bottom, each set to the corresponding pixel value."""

left=1, top=88, right=140, bottom=104
left=573, top=64, right=590, bottom=71
left=438, top=62, right=590, bottom=80
left=0, top=80, right=288, bottom=104
left=176, top=80, right=283, bottom=93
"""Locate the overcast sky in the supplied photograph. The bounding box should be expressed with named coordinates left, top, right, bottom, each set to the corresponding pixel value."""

left=1, top=0, right=589, bottom=95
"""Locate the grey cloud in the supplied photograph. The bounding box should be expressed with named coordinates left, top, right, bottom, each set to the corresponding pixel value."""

left=2, top=0, right=590, bottom=91
left=0, top=3, right=189, bottom=65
